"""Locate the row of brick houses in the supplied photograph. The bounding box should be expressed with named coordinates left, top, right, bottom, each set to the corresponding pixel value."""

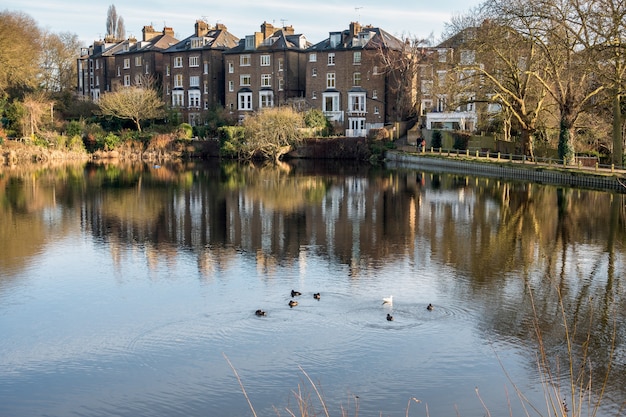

left=78, top=19, right=421, bottom=137
left=78, top=19, right=485, bottom=138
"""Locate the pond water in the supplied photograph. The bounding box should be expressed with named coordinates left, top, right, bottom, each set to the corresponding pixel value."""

left=0, top=159, right=624, bottom=417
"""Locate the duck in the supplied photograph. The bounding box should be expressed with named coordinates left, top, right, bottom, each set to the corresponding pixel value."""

left=288, top=300, right=298, bottom=308
left=382, top=295, right=393, bottom=305
left=291, top=290, right=302, bottom=297
left=386, top=313, right=394, bottom=321
left=313, top=292, right=321, bottom=300
left=255, top=309, right=267, bottom=316
left=427, top=303, right=434, bottom=311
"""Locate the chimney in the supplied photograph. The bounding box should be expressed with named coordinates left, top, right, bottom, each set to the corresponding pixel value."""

left=163, top=27, right=175, bottom=37
left=215, top=23, right=227, bottom=31
left=283, top=25, right=295, bottom=35
left=142, top=25, right=157, bottom=41
left=261, top=21, right=275, bottom=39
left=195, top=20, right=210, bottom=37
left=349, top=21, right=362, bottom=38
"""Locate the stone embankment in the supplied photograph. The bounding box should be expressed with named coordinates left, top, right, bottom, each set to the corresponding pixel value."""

left=386, top=150, right=626, bottom=193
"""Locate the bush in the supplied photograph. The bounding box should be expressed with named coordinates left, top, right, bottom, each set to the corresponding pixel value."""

left=179, top=123, right=193, bottom=139
left=218, top=126, right=246, bottom=158
left=452, top=131, right=471, bottom=150
left=303, top=109, right=331, bottom=136
left=431, top=130, right=442, bottom=149
left=103, top=132, right=121, bottom=150
left=65, top=120, right=83, bottom=137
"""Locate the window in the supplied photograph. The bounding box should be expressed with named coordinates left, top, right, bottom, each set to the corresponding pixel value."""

left=240, top=74, right=251, bottom=86
left=353, top=72, right=361, bottom=86
left=95, top=76, right=99, bottom=86
left=189, top=56, right=199, bottom=67
left=123, top=58, right=130, bottom=69
left=260, top=55, right=270, bottom=66
left=95, top=59, right=100, bottom=69
left=278, top=78, right=284, bottom=91
left=372, top=66, right=379, bottom=75
left=203, top=61, right=209, bottom=74
left=312, top=68, right=317, bottom=77
left=460, top=50, right=476, bottom=65
left=261, top=74, right=271, bottom=87
left=326, top=73, right=335, bottom=88
left=189, top=75, right=200, bottom=87
left=238, top=92, right=253, bottom=110
left=134, top=74, right=142, bottom=85
left=240, top=54, right=251, bottom=66
left=188, top=90, right=201, bottom=108
left=165, top=65, right=170, bottom=76
left=174, top=74, right=183, bottom=88
left=309, top=53, right=317, bottom=62
left=278, top=58, right=283, bottom=71
left=327, top=53, right=335, bottom=65
left=135, top=56, right=142, bottom=66
left=229, top=80, right=234, bottom=92
left=312, top=91, right=317, bottom=99
left=165, top=84, right=170, bottom=95
left=259, top=91, right=274, bottom=108
left=145, top=63, right=149, bottom=74
left=372, top=89, right=378, bottom=99
left=174, top=56, right=183, bottom=68
left=228, top=62, right=234, bottom=73
left=123, top=74, right=130, bottom=86
left=349, top=92, right=366, bottom=113
left=353, top=51, right=361, bottom=64
left=172, top=91, right=184, bottom=107
left=203, top=81, right=208, bottom=94
left=437, top=70, right=447, bottom=88
left=374, top=106, right=379, bottom=114
left=322, top=92, right=340, bottom=112
left=116, top=66, right=120, bottom=76
left=437, top=49, right=447, bottom=63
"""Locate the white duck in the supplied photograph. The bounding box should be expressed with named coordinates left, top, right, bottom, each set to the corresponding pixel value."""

left=382, top=295, right=393, bottom=305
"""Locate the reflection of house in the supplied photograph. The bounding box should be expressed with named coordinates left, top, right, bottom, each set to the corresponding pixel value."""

left=162, top=21, right=239, bottom=125
left=223, top=22, right=310, bottom=122
left=305, top=22, right=405, bottom=137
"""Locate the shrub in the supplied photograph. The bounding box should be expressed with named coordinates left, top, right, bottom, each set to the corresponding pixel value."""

left=179, top=123, right=193, bottom=139
left=103, top=132, right=121, bottom=151
left=65, top=120, right=83, bottom=137
left=218, top=126, right=246, bottom=158
left=431, top=130, right=442, bottom=149
left=303, top=109, right=331, bottom=136
left=452, top=131, right=470, bottom=150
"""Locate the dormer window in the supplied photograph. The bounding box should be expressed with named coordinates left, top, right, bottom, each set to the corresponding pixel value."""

left=245, top=35, right=255, bottom=50
left=330, top=33, right=341, bottom=48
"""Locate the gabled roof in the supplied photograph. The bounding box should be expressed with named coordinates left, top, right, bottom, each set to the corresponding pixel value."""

left=308, top=24, right=404, bottom=52
left=115, top=33, right=179, bottom=55
left=223, top=28, right=310, bottom=54
left=165, top=28, right=240, bottom=53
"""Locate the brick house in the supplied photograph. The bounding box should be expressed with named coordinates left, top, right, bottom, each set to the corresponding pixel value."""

left=112, top=26, right=178, bottom=93
left=223, top=22, right=310, bottom=121
left=162, top=21, right=240, bottom=125
left=305, top=22, right=406, bottom=137
left=77, top=36, right=129, bottom=102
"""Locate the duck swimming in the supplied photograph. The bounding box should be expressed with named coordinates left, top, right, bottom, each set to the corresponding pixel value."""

left=427, top=303, right=434, bottom=311
left=313, top=293, right=321, bottom=300
left=255, top=309, right=267, bottom=316
left=291, top=290, right=302, bottom=297
left=386, top=313, right=394, bottom=321
left=289, top=300, right=298, bottom=307
left=382, top=295, right=393, bottom=305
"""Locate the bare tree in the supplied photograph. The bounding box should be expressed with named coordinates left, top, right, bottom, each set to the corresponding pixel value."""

left=106, top=4, right=125, bottom=40
left=39, top=31, right=82, bottom=93
left=241, top=107, right=304, bottom=161
left=20, top=92, right=53, bottom=137
left=98, top=87, right=165, bottom=131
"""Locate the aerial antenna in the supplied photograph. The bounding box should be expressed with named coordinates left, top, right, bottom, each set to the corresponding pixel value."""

left=355, top=6, right=363, bottom=21
left=280, top=18, right=288, bottom=27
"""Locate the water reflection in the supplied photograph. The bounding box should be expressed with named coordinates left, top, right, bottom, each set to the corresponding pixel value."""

left=0, top=159, right=624, bottom=416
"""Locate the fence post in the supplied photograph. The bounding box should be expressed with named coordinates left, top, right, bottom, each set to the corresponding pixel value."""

left=523, top=155, right=526, bottom=164
left=466, top=149, right=469, bottom=157
left=476, top=150, right=479, bottom=158
left=497, top=152, right=501, bottom=160
left=595, top=162, right=598, bottom=172
left=612, top=164, right=615, bottom=173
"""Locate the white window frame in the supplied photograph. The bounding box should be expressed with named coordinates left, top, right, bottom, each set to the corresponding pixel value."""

left=326, top=72, right=336, bottom=88
left=174, top=56, right=183, bottom=68
left=240, top=54, right=251, bottom=66
left=259, top=91, right=274, bottom=108
left=238, top=92, right=253, bottom=110
left=353, top=72, right=361, bottom=86
left=123, top=58, right=130, bottom=69
left=228, top=80, right=234, bottom=92
left=188, top=90, right=201, bottom=108
left=322, top=92, right=340, bottom=112
left=353, top=51, right=361, bottom=64
left=240, top=74, right=251, bottom=86
left=135, top=56, right=142, bottom=66
left=189, top=75, right=200, bottom=87
left=309, top=53, right=317, bottom=62
left=174, top=74, right=183, bottom=88
left=348, top=92, right=366, bottom=113
left=261, top=74, right=271, bottom=87
left=123, top=74, right=130, bottom=86
left=172, top=91, right=184, bottom=107
left=189, top=56, right=199, bottom=67
left=327, top=53, right=335, bottom=65
left=260, top=55, right=271, bottom=66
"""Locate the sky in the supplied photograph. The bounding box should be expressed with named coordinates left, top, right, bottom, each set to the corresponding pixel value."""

left=4, top=0, right=483, bottom=47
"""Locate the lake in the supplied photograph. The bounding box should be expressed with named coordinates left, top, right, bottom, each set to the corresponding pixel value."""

left=0, top=158, right=624, bottom=417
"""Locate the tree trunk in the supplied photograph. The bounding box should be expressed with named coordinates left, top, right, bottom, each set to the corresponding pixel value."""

left=612, top=94, right=623, bottom=167
left=520, top=129, right=534, bottom=160
left=558, top=117, right=575, bottom=165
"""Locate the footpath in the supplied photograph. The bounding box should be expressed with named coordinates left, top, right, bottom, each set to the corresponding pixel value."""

left=386, top=138, right=626, bottom=194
